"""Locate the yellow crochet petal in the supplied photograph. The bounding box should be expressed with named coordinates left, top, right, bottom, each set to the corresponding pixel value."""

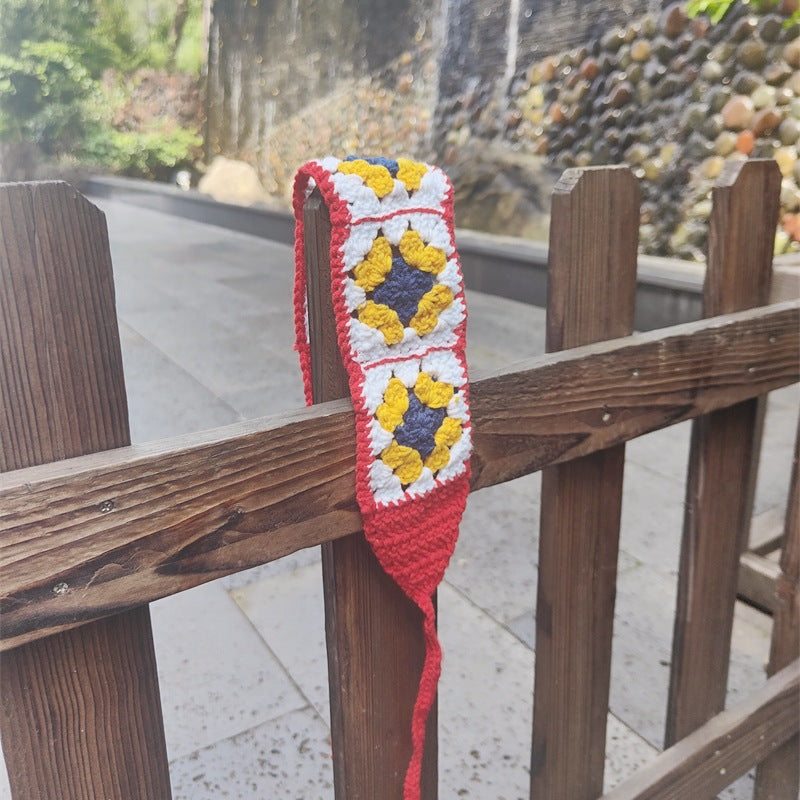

left=409, top=285, right=454, bottom=336
left=338, top=159, right=395, bottom=198
left=375, top=378, right=409, bottom=432
left=399, top=230, right=446, bottom=275
left=358, top=301, right=405, bottom=344
left=396, top=158, right=428, bottom=191
left=353, top=236, right=392, bottom=291
left=424, top=444, right=450, bottom=472
left=414, top=372, right=454, bottom=408
left=381, top=442, right=424, bottom=484
left=434, top=417, right=462, bottom=448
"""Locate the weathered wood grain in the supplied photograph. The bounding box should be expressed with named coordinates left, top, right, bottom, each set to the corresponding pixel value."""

left=754, top=421, right=800, bottom=799
left=0, top=182, right=171, bottom=798
left=666, top=160, right=782, bottom=752
left=0, top=301, right=797, bottom=650
left=304, top=191, right=437, bottom=799
left=600, top=659, right=800, bottom=800
left=530, top=166, right=639, bottom=800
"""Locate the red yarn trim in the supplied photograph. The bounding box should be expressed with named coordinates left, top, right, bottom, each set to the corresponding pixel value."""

left=293, top=160, right=470, bottom=800
left=356, top=206, right=445, bottom=224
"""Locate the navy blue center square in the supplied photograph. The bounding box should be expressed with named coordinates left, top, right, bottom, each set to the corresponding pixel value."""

left=372, top=255, right=434, bottom=326
left=392, top=393, right=446, bottom=461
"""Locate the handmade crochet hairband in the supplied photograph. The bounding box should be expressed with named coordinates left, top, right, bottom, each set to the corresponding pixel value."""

left=292, top=156, right=472, bottom=799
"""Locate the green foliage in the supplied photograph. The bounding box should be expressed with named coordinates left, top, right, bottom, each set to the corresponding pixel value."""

left=174, top=0, right=206, bottom=76
left=686, top=0, right=800, bottom=24
left=137, top=13, right=175, bottom=71
left=83, top=0, right=142, bottom=75
left=0, top=0, right=140, bottom=76
left=0, top=0, right=96, bottom=60
left=119, top=0, right=201, bottom=71
left=0, top=0, right=205, bottom=178
left=0, top=40, right=98, bottom=152
left=685, top=0, right=737, bottom=23
left=0, top=0, right=204, bottom=75
left=80, top=123, right=202, bottom=180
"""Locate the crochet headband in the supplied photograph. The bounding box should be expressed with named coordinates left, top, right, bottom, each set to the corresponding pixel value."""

left=292, top=156, right=472, bottom=799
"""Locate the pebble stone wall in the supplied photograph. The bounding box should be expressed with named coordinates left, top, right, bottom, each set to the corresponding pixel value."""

left=495, top=2, right=800, bottom=258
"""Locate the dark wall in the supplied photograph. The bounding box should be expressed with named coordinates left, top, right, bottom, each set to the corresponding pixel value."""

left=437, top=0, right=511, bottom=102
left=438, top=0, right=666, bottom=110
left=206, top=0, right=437, bottom=158
left=205, top=0, right=670, bottom=175
left=516, top=0, right=667, bottom=62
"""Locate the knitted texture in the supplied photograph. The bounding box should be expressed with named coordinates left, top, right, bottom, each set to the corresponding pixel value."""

left=293, top=156, right=472, bottom=800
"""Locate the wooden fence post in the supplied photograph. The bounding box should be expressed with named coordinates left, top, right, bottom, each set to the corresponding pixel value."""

left=530, top=166, right=640, bottom=799
left=665, top=160, right=782, bottom=754
left=754, top=417, right=800, bottom=799
left=0, top=183, right=172, bottom=798
left=303, top=190, right=437, bottom=799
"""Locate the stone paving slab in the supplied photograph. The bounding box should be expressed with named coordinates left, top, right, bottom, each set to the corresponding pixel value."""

left=754, top=386, right=800, bottom=515
left=231, top=564, right=330, bottom=725
left=150, top=580, right=308, bottom=762
left=232, top=561, right=658, bottom=798
left=119, top=320, right=241, bottom=441
left=168, top=708, right=335, bottom=800
left=1, top=195, right=796, bottom=799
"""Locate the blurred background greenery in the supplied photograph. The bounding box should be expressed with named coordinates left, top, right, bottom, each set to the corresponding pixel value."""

left=0, top=0, right=206, bottom=180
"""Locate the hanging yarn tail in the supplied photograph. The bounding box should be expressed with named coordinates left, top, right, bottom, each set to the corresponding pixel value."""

left=403, top=592, right=441, bottom=800
left=362, top=479, right=469, bottom=800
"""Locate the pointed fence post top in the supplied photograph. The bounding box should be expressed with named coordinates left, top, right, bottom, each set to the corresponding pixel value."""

left=0, top=181, right=126, bottom=468
left=707, top=158, right=782, bottom=316
left=552, top=163, right=640, bottom=197
left=547, top=165, right=640, bottom=351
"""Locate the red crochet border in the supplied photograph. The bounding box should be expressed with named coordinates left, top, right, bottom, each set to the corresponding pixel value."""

left=292, top=160, right=472, bottom=800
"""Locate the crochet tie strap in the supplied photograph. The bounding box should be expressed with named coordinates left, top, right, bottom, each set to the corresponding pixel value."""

left=292, top=156, right=472, bottom=800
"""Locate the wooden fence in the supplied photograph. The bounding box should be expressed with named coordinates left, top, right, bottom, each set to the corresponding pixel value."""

left=1, top=160, right=798, bottom=799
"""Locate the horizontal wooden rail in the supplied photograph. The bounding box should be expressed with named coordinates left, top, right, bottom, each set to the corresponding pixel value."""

left=599, top=658, right=800, bottom=800
left=1, top=300, right=798, bottom=650
left=738, top=552, right=782, bottom=614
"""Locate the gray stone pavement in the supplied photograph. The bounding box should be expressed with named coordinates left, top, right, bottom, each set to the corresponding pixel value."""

left=2, top=196, right=797, bottom=799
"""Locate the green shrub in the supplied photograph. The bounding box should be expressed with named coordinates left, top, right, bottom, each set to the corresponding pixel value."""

left=686, top=0, right=800, bottom=24
left=0, top=0, right=96, bottom=62
left=0, top=0, right=205, bottom=179
left=174, top=0, right=205, bottom=76
left=80, top=123, right=202, bottom=180
left=0, top=40, right=98, bottom=153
